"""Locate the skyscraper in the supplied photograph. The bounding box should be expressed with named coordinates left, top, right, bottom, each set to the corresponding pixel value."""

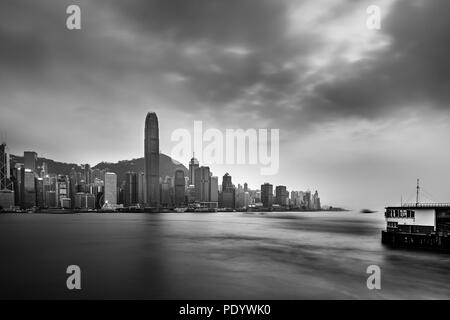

left=0, top=143, right=14, bottom=209
left=24, top=151, right=37, bottom=173
left=124, top=171, right=138, bottom=207
left=22, top=169, right=36, bottom=209
left=189, top=155, right=199, bottom=186
left=221, top=173, right=235, bottom=209
left=261, top=183, right=273, bottom=208
left=104, top=172, right=117, bottom=205
left=137, top=171, right=146, bottom=206
left=174, top=169, right=185, bottom=206
left=210, top=176, right=218, bottom=202
left=275, top=185, right=288, bottom=206
left=0, top=143, right=12, bottom=191
left=195, top=166, right=210, bottom=202
left=144, top=112, right=160, bottom=207
left=313, top=190, right=321, bottom=210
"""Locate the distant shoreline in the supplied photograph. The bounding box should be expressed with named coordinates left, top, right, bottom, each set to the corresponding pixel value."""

left=1, top=207, right=351, bottom=214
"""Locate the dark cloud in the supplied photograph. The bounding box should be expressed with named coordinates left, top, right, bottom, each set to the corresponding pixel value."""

left=306, top=0, right=450, bottom=122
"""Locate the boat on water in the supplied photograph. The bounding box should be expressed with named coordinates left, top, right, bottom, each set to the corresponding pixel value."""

left=360, top=209, right=377, bottom=213
left=382, top=180, right=450, bottom=251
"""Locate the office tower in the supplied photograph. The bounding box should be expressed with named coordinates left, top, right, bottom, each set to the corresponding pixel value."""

left=35, top=178, right=44, bottom=207
left=189, top=155, right=199, bottom=186
left=104, top=172, right=117, bottom=205
left=236, top=184, right=244, bottom=208
left=144, top=112, right=160, bottom=207
left=160, top=180, right=171, bottom=206
left=236, top=192, right=245, bottom=209
left=304, top=190, right=312, bottom=210
left=174, top=169, right=185, bottom=206
left=0, top=143, right=14, bottom=209
left=275, top=185, right=288, bottom=206
left=244, top=182, right=248, bottom=192
left=83, top=164, right=91, bottom=184
left=195, top=166, right=210, bottom=202
left=290, top=191, right=300, bottom=207
left=261, top=183, right=273, bottom=208
left=0, top=143, right=12, bottom=191
left=137, top=171, right=146, bottom=206
left=24, top=151, right=37, bottom=173
left=124, top=171, right=138, bottom=207
left=210, top=176, right=218, bottom=202
left=221, top=173, right=235, bottom=209
left=21, top=169, right=36, bottom=209
left=313, top=190, right=321, bottom=210
left=56, top=175, right=69, bottom=208
left=69, top=169, right=77, bottom=208
left=13, top=164, right=24, bottom=207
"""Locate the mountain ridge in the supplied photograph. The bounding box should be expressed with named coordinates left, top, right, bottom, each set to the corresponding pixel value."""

left=10, top=154, right=188, bottom=185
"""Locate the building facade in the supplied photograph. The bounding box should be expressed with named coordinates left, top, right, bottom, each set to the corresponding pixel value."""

left=144, top=112, right=160, bottom=207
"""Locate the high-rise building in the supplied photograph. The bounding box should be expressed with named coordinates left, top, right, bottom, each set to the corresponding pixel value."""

left=174, top=169, right=185, bottom=206
left=210, top=176, right=218, bottom=202
left=304, top=190, right=312, bottom=210
left=83, top=164, right=92, bottom=185
left=144, top=112, right=160, bottom=207
left=124, top=171, right=138, bottom=207
left=261, top=183, right=273, bottom=208
left=35, top=178, right=44, bottom=208
left=22, top=169, right=36, bottom=209
left=236, top=184, right=244, bottom=208
left=189, top=155, right=199, bottom=187
left=104, top=172, right=117, bottom=205
left=137, top=171, right=146, bottom=206
left=0, top=143, right=14, bottom=209
left=43, top=174, right=57, bottom=208
left=221, top=173, right=235, bottom=209
left=0, top=143, right=12, bottom=191
left=195, top=166, right=210, bottom=202
left=24, top=151, right=37, bottom=173
left=160, top=180, right=171, bottom=206
left=313, top=190, right=321, bottom=210
left=275, top=185, right=288, bottom=206
left=13, top=164, right=24, bottom=207
left=56, top=175, right=69, bottom=208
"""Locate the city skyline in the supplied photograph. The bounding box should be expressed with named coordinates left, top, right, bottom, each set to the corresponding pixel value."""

left=2, top=0, right=450, bottom=209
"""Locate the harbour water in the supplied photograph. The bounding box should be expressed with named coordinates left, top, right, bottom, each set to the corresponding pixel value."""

left=1, top=211, right=449, bottom=299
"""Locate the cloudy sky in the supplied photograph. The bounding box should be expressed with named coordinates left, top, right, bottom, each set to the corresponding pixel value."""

left=1, top=0, right=450, bottom=209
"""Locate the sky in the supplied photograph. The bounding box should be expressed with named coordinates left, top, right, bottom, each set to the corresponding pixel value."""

left=1, top=0, right=450, bottom=209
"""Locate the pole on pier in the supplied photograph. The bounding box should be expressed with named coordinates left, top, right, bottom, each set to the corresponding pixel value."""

left=416, top=179, right=420, bottom=206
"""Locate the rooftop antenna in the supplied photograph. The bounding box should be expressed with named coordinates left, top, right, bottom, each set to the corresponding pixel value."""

left=416, top=178, right=420, bottom=206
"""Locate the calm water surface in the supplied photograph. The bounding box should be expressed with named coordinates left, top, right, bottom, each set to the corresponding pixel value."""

left=1, top=211, right=449, bottom=299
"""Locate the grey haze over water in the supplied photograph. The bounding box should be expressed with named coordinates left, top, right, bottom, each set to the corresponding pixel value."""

left=1, top=211, right=449, bottom=299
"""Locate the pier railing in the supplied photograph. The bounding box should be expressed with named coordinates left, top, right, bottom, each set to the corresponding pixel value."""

left=401, top=203, right=450, bottom=208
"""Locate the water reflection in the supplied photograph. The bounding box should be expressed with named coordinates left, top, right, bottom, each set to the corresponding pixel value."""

left=0, top=211, right=449, bottom=299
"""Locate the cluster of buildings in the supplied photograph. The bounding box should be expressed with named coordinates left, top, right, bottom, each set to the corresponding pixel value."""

left=0, top=112, right=322, bottom=212
left=0, top=144, right=118, bottom=210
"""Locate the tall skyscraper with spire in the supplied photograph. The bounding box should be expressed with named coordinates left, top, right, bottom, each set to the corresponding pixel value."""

left=144, top=112, right=160, bottom=207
